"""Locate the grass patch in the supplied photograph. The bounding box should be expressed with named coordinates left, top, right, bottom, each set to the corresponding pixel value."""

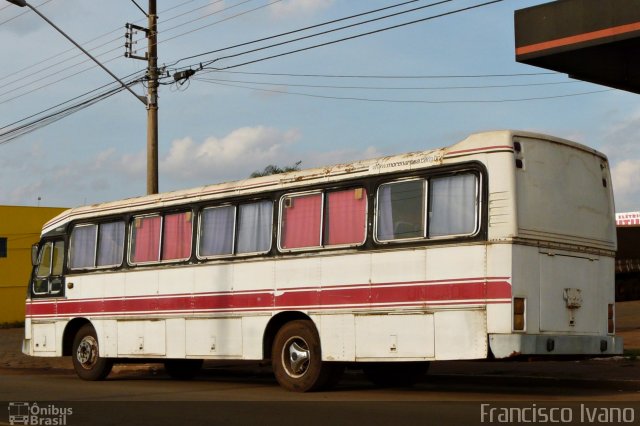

left=0, top=321, right=24, bottom=329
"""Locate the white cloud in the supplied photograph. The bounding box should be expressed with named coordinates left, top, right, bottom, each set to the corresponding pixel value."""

left=269, top=0, right=333, bottom=19
left=161, top=126, right=301, bottom=182
left=0, top=125, right=386, bottom=207
left=202, top=1, right=227, bottom=15
left=305, top=145, right=384, bottom=168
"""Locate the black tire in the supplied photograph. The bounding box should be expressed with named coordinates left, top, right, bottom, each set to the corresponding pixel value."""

left=272, top=320, right=339, bottom=392
left=363, top=361, right=429, bottom=387
left=72, top=324, right=113, bottom=381
left=164, top=359, right=203, bottom=380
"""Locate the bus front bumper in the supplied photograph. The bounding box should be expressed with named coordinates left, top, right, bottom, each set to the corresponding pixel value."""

left=489, top=334, right=623, bottom=358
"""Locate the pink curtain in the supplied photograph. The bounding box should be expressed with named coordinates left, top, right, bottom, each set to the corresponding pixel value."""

left=281, top=194, right=322, bottom=249
left=325, top=188, right=367, bottom=245
left=162, top=212, right=193, bottom=260
left=133, top=216, right=161, bottom=262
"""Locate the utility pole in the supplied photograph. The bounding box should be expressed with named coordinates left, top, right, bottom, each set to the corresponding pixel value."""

left=9, top=0, right=159, bottom=196
left=126, top=0, right=159, bottom=195
left=147, top=0, right=158, bottom=195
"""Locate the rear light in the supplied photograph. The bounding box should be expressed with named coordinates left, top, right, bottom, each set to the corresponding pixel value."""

left=513, top=297, right=526, bottom=331
left=608, top=303, right=615, bottom=334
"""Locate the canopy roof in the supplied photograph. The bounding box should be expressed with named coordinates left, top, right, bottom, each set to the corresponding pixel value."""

left=515, top=0, right=640, bottom=94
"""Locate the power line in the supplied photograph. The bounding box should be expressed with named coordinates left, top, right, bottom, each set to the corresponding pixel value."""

left=159, top=0, right=284, bottom=47
left=0, top=0, right=278, bottom=144
left=0, top=53, right=126, bottom=106
left=193, top=0, right=506, bottom=72
left=0, top=3, right=13, bottom=14
left=0, top=68, right=145, bottom=132
left=198, top=79, right=613, bottom=104
left=168, top=0, right=438, bottom=68
left=0, top=86, right=123, bottom=144
left=194, top=76, right=581, bottom=90
left=0, top=0, right=199, bottom=87
left=207, top=70, right=559, bottom=79
left=0, top=0, right=276, bottom=104
left=161, top=0, right=257, bottom=34
left=160, top=0, right=226, bottom=26
left=0, top=39, right=124, bottom=101
left=0, top=0, right=54, bottom=26
left=0, top=72, right=146, bottom=146
left=130, top=0, right=148, bottom=17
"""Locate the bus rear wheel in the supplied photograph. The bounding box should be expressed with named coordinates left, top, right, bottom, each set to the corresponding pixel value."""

left=72, top=324, right=113, bottom=381
left=272, top=320, right=340, bottom=392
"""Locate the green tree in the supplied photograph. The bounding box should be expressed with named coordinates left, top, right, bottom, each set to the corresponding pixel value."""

left=250, top=161, right=302, bottom=178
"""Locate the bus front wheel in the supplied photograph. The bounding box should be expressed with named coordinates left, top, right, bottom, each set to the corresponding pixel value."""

left=71, top=324, right=113, bottom=381
left=272, top=320, right=339, bottom=392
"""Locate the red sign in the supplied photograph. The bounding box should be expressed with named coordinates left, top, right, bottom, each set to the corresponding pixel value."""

left=616, top=212, right=640, bottom=227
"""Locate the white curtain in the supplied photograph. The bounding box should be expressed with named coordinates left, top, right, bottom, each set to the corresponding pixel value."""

left=429, top=174, right=477, bottom=237
left=237, top=200, right=273, bottom=254
left=199, top=206, right=235, bottom=256
left=376, top=184, right=394, bottom=241
left=97, top=221, right=125, bottom=267
left=69, top=225, right=97, bottom=269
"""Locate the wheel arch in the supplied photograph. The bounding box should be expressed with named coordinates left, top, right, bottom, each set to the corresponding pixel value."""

left=262, top=311, right=314, bottom=360
left=62, top=317, right=92, bottom=356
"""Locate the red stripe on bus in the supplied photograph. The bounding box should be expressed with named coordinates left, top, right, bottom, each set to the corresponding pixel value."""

left=26, top=276, right=511, bottom=305
left=26, top=279, right=511, bottom=318
left=445, top=145, right=513, bottom=156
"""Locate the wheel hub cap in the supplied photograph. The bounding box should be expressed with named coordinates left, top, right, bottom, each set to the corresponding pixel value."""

left=286, top=340, right=310, bottom=377
left=77, top=336, right=98, bottom=369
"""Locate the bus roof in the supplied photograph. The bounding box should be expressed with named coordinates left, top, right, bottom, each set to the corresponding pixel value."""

left=42, top=130, right=607, bottom=234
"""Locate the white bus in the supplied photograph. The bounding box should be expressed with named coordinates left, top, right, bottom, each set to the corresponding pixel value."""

left=23, top=130, right=622, bottom=391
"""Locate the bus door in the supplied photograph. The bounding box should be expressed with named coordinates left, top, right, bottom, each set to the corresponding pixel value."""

left=32, top=239, right=65, bottom=298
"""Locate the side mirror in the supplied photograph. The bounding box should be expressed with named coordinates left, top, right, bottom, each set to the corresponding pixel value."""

left=31, top=244, right=39, bottom=266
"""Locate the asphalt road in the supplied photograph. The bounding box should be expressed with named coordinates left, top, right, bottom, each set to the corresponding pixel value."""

left=1, top=360, right=639, bottom=426
left=2, top=358, right=640, bottom=401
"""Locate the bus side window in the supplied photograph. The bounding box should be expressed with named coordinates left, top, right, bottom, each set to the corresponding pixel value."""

left=33, top=240, right=65, bottom=296
left=130, top=215, right=162, bottom=263
left=280, top=193, right=323, bottom=250
left=69, top=224, right=98, bottom=269
left=376, top=179, right=426, bottom=241
left=50, top=241, right=65, bottom=294
left=96, top=221, right=125, bottom=267
left=428, top=174, right=478, bottom=238
left=161, top=212, right=193, bottom=261
left=34, top=242, right=52, bottom=295
left=237, top=201, right=273, bottom=254
left=199, top=206, right=236, bottom=257
left=70, top=221, right=126, bottom=270
left=324, top=188, right=368, bottom=246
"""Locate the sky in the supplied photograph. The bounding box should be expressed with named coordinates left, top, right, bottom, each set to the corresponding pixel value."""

left=0, top=0, right=639, bottom=212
